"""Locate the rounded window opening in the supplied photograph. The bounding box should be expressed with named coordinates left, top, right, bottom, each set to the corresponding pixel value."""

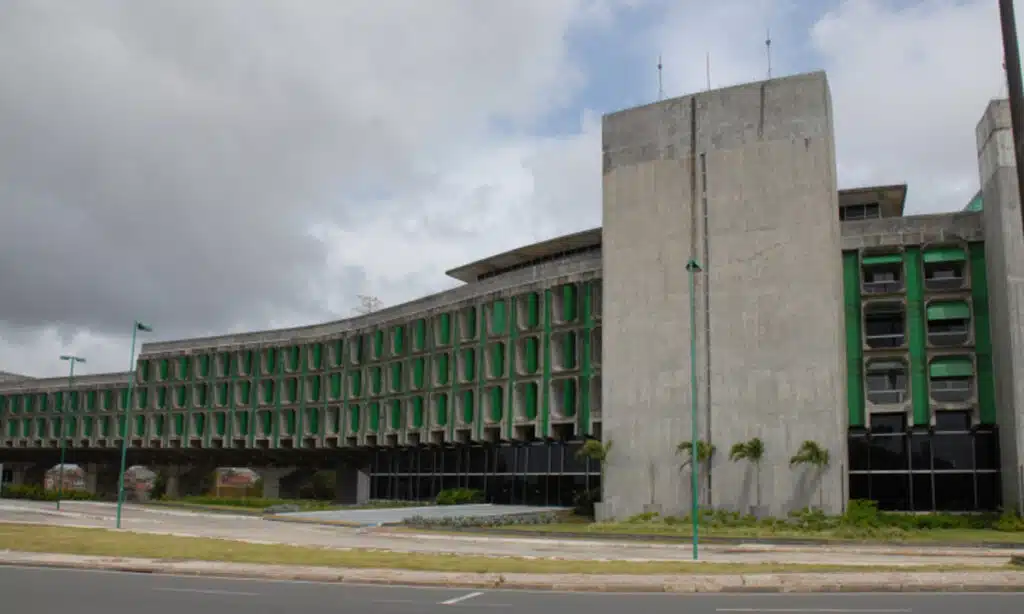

left=926, top=301, right=971, bottom=347
left=923, top=247, right=967, bottom=291
left=864, top=301, right=905, bottom=349
left=861, top=253, right=904, bottom=295
left=865, top=360, right=908, bottom=405
left=929, top=356, right=974, bottom=403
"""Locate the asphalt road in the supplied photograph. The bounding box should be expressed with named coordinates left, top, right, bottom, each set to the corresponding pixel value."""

left=1, top=566, right=1022, bottom=613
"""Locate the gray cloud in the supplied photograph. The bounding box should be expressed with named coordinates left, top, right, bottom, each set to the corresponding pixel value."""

left=0, top=0, right=608, bottom=342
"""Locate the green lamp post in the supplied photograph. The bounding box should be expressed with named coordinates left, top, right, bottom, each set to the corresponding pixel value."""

left=56, top=355, right=86, bottom=510
left=115, top=320, right=151, bottom=529
left=685, top=258, right=702, bottom=561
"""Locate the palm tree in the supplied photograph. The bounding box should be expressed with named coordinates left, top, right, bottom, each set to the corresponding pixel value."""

left=729, top=437, right=765, bottom=511
left=677, top=440, right=716, bottom=507
left=789, top=440, right=830, bottom=510
left=576, top=439, right=613, bottom=501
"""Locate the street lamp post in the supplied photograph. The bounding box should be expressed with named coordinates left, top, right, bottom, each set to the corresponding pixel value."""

left=685, top=258, right=702, bottom=561
left=115, top=320, right=152, bottom=529
left=56, top=355, right=86, bottom=511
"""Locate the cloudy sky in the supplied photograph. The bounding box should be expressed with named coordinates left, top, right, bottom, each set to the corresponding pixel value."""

left=0, top=0, right=1013, bottom=377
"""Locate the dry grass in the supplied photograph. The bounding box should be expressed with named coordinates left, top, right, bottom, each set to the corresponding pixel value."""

left=0, top=523, right=985, bottom=575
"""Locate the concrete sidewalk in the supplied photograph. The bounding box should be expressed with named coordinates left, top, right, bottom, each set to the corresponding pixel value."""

left=0, top=551, right=1021, bottom=593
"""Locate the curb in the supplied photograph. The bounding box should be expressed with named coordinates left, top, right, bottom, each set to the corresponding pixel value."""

left=1, top=553, right=1023, bottom=593
left=263, top=515, right=367, bottom=528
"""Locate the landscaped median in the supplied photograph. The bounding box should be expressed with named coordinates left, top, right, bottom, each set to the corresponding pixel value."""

left=0, top=524, right=1022, bottom=593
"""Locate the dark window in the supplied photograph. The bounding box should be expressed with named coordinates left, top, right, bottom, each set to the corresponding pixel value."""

left=974, top=431, right=999, bottom=470
left=849, top=434, right=870, bottom=471
left=514, top=445, right=528, bottom=473
left=911, top=473, right=934, bottom=511
left=524, top=475, right=545, bottom=505
left=862, top=265, right=904, bottom=294
left=870, top=412, right=906, bottom=434
left=930, top=377, right=972, bottom=403
left=526, top=444, right=549, bottom=473
left=869, top=434, right=908, bottom=471
left=866, top=362, right=908, bottom=405
left=927, top=319, right=970, bottom=347
left=870, top=473, right=910, bottom=511
left=495, top=445, right=515, bottom=473
left=976, top=472, right=1001, bottom=511
left=419, top=448, right=436, bottom=472
left=909, top=432, right=932, bottom=470
left=441, top=446, right=460, bottom=474
left=840, top=203, right=881, bottom=221
left=467, top=446, right=487, bottom=473
left=935, top=410, right=970, bottom=432
left=563, top=442, right=587, bottom=473
left=849, top=473, right=870, bottom=501
left=549, top=444, right=564, bottom=473
left=934, top=473, right=975, bottom=511
left=864, top=303, right=906, bottom=348
left=924, top=262, right=965, bottom=291
left=932, top=433, right=973, bottom=471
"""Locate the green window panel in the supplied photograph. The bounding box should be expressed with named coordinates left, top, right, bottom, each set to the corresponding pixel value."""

left=134, top=415, right=145, bottom=437
left=264, top=349, right=278, bottom=374
left=438, top=313, right=452, bottom=345
left=351, top=336, right=364, bottom=363
left=462, top=390, right=474, bottom=424
left=99, top=416, right=110, bottom=437
left=138, top=360, right=150, bottom=382
left=412, top=319, right=427, bottom=351
left=284, top=409, right=296, bottom=435
left=119, top=388, right=130, bottom=410
left=158, top=359, right=170, bottom=380
left=198, top=355, right=211, bottom=377
left=67, top=416, right=78, bottom=436
left=70, top=391, right=80, bottom=412
left=240, top=351, right=253, bottom=376
left=328, top=407, right=340, bottom=432
left=929, top=357, right=974, bottom=378
left=329, top=373, right=343, bottom=400
left=285, top=378, right=298, bottom=403
left=370, top=367, right=383, bottom=395
left=489, top=386, right=503, bottom=422
left=156, top=387, right=167, bottom=409
left=390, top=363, right=403, bottom=392
left=175, top=386, right=187, bottom=408
left=392, top=326, right=405, bottom=355
left=53, top=392, right=62, bottom=412
left=192, top=413, right=205, bottom=436
left=238, top=381, right=251, bottom=405
left=102, top=390, right=113, bottom=411
left=562, top=332, right=578, bottom=369
left=412, top=358, right=426, bottom=389
left=174, top=414, right=185, bottom=436
left=436, top=354, right=450, bottom=386
left=330, top=340, right=344, bottom=367
left=6, top=395, right=15, bottom=415
left=154, top=415, right=165, bottom=437
left=562, top=284, right=578, bottom=322
left=137, top=388, right=149, bottom=410
left=260, top=411, right=273, bottom=436
left=196, top=385, right=208, bottom=408
left=0, top=396, right=6, bottom=415
left=842, top=252, right=866, bottom=428
left=434, top=393, right=448, bottom=426
left=862, top=253, right=903, bottom=265
left=525, top=293, right=540, bottom=328
left=116, top=415, right=127, bottom=438
left=310, top=344, right=323, bottom=370
left=464, top=308, right=477, bottom=338
left=462, top=348, right=476, bottom=381
left=369, top=402, right=380, bottom=432
left=262, top=380, right=275, bottom=404
left=389, top=399, right=402, bottom=430
left=923, top=247, right=967, bottom=263
left=349, top=404, right=360, bottom=433
left=305, top=407, right=319, bottom=435
left=524, top=382, right=538, bottom=420
left=215, top=412, right=226, bottom=436
left=86, top=391, right=97, bottom=411
left=562, top=379, right=578, bottom=417
left=489, top=342, right=505, bottom=378
left=411, top=396, right=424, bottom=428
left=905, top=248, right=929, bottom=427
left=83, top=417, right=94, bottom=437
left=523, top=337, right=539, bottom=374
left=22, top=395, right=32, bottom=412
left=927, top=302, right=970, bottom=321
left=218, top=352, right=231, bottom=377
left=308, top=377, right=321, bottom=402
left=490, top=300, right=507, bottom=335
left=238, top=412, right=250, bottom=435
left=217, top=383, right=229, bottom=406
left=373, top=330, right=385, bottom=359
left=349, top=371, right=363, bottom=397
left=7, top=421, right=15, bottom=437
left=22, top=419, right=31, bottom=437
left=178, top=357, right=190, bottom=380
left=36, top=418, right=47, bottom=437
left=287, top=346, right=300, bottom=371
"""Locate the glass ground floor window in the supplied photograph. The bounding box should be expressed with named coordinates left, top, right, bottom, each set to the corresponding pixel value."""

left=368, top=440, right=601, bottom=506
left=848, top=411, right=1001, bottom=511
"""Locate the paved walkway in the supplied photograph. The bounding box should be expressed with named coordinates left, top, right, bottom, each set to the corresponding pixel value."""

left=0, top=500, right=1019, bottom=568
left=2, top=551, right=1023, bottom=593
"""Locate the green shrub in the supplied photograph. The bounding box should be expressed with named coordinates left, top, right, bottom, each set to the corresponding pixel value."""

left=404, top=511, right=559, bottom=528
left=2, top=484, right=95, bottom=501
left=435, top=488, right=484, bottom=506
left=573, top=489, right=598, bottom=518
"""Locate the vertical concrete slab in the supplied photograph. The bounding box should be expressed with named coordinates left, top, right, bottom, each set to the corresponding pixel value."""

left=976, top=99, right=1024, bottom=513
left=335, top=461, right=371, bottom=505
left=601, top=72, right=847, bottom=520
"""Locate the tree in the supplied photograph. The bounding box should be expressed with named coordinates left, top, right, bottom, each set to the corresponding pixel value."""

left=353, top=295, right=383, bottom=315
left=677, top=440, right=716, bottom=507
left=789, top=440, right=830, bottom=510
left=576, top=439, right=613, bottom=501
left=729, top=437, right=765, bottom=511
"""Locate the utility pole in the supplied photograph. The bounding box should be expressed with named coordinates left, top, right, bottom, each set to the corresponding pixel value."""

left=998, top=0, right=1024, bottom=234
left=56, top=355, right=86, bottom=510
left=353, top=295, right=383, bottom=315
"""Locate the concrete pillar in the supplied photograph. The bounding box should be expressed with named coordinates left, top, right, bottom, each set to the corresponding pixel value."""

left=153, top=466, right=184, bottom=499
left=83, top=463, right=99, bottom=495
left=335, top=462, right=370, bottom=505
left=259, top=468, right=296, bottom=500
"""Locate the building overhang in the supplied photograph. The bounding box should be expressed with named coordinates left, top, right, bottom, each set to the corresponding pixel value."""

left=445, top=227, right=602, bottom=283
left=838, top=184, right=908, bottom=218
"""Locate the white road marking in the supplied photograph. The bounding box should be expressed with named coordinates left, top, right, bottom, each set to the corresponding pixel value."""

left=441, top=591, right=484, bottom=605
left=716, top=609, right=912, bottom=613
left=154, top=587, right=259, bottom=596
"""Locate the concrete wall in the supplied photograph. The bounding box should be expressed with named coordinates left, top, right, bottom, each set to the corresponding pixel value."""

left=841, top=211, right=983, bottom=250
left=976, top=99, right=1024, bottom=514
left=601, top=71, right=847, bottom=520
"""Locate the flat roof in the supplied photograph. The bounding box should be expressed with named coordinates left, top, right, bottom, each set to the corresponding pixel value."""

left=838, top=183, right=908, bottom=218
left=445, top=227, right=602, bottom=283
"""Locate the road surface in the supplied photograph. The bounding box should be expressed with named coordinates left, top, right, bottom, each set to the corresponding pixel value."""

left=0, top=566, right=1021, bottom=613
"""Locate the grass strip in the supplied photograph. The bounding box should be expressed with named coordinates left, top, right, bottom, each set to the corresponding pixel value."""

left=0, top=524, right=990, bottom=575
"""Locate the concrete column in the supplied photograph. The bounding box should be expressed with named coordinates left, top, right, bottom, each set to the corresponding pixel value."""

left=83, top=463, right=99, bottom=495
left=259, top=468, right=295, bottom=500
left=335, top=462, right=370, bottom=505
left=153, top=466, right=184, bottom=499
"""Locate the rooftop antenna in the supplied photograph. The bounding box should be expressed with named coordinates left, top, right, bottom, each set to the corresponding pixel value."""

left=706, top=52, right=711, bottom=91
left=766, top=28, right=773, bottom=80
left=657, top=54, right=664, bottom=101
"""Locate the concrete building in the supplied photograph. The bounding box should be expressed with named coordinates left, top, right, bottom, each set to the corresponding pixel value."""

left=0, top=71, right=1020, bottom=517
